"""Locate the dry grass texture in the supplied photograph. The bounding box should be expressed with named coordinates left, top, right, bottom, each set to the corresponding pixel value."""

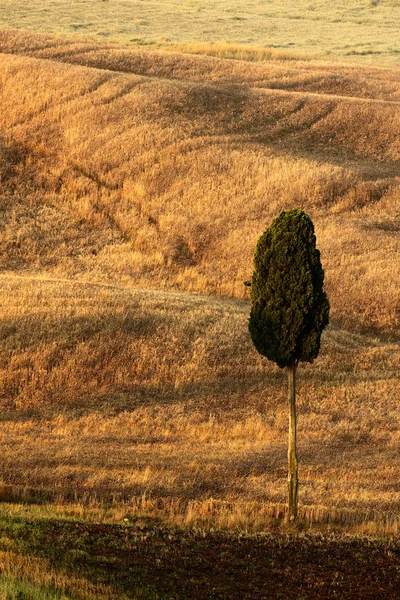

left=0, top=30, right=399, bottom=532
left=0, top=276, right=399, bottom=527
left=1, top=0, right=400, bottom=66
left=0, top=30, right=399, bottom=337
left=0, top=551, right=123, bottom=600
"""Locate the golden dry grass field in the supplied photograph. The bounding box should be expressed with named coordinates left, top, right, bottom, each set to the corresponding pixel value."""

left=0, top=29, right=399, bottom=539
left=0, top=22, right=399, bottom=598
left=0, top=0, right=400, bottom=67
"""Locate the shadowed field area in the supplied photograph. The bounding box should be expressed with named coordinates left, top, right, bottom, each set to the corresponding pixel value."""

left=0, top=510, right=399, bottom=599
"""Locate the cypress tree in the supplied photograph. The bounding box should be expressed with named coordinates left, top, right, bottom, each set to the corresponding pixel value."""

left=248, top=209, right=329, bottom=521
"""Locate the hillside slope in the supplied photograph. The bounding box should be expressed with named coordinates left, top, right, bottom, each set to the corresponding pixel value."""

left=0, top=30, right=399, bottom=529
left=1, top=275, right=399, bottom=520
left=0, top=31, right=399, bottom=338
left=1, top=0, right=400, bottom=66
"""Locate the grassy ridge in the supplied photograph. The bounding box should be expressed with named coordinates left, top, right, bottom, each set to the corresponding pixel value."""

left=0, top=0, right=400, bottom=66
left=0, top=31, right=399, bottom=338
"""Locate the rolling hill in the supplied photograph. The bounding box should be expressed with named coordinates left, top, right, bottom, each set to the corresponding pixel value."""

left=0, top=30, right=399, bottom=528
left=0, top=24, right=399, bottom=599
left=0, top=29, right=399, bottom=337
left=1, top=0, right=400, bottom=66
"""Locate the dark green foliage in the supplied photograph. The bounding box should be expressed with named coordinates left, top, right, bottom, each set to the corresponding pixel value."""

left=249, top=209, right=329, bottom=368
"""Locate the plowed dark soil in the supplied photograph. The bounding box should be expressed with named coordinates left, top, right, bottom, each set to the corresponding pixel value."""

left=1, top=515, right=399, bottom=599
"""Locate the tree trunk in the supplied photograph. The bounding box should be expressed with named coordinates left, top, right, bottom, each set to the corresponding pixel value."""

left=287, top=360, right=298, bottom=522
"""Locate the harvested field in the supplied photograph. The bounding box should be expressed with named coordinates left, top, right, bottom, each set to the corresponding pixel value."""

left=0, top=27, right=399, bottom=598
left=0, top=275, right=399, bottom=533
left=1, top=0, right=400, bottom=66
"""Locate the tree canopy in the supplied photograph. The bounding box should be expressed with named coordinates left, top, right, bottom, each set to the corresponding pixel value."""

left=248, top=209, right=330, bottom=368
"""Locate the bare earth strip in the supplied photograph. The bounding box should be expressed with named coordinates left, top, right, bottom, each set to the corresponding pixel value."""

left=0, top=515, right=399, bottom=600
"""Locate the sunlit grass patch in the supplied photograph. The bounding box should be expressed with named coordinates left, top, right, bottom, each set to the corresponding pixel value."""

left=0, top=574, right=71, bottom=600
left=0, top=548, right=129, bottom=600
